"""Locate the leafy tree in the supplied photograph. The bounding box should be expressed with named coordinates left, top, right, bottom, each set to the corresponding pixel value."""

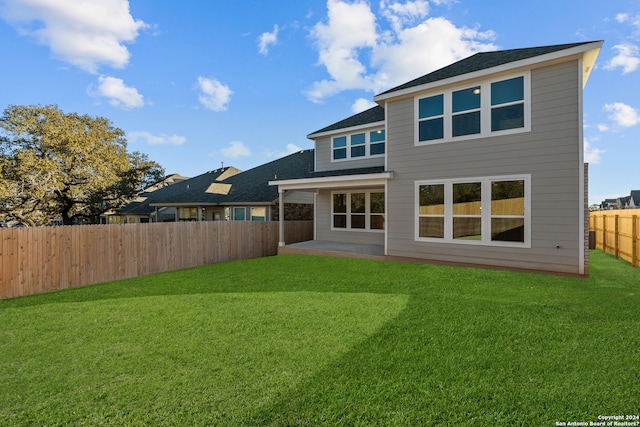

left=0, top=104, right=164, bottom=226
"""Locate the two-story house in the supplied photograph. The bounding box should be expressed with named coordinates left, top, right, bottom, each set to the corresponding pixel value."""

left=271, top=41, right=603, bottom=275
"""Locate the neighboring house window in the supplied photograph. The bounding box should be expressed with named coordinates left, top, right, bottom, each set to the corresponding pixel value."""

left=332, top=128, right=385, bottom=161
left=332, top=190, right=385, bottom=231
left=415, top=175, right=530, bottom=246
left=233, top=207, right=246, bottom=221
left=250, top=207, right=266, bottom=221
left=415, top=73, right=529, bottom=145
left=181, top=207, right=199, bottom=220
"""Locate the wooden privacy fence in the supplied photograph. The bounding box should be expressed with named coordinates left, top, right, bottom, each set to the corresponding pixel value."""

left=0, top=220, right=313, bottom=299
left=589, top=210, right=639, bottom=267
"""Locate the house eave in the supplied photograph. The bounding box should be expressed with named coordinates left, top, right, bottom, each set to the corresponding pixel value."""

left=270, top=171, right=394, bottom=191
left=373, top=41, right=603, bottom=103
left=307, top=120, right=386, bottom=140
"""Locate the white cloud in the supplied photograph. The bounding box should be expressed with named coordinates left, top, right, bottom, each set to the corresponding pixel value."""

left=197, top=76, right=233, bottom=112
left=281, top=143, right=303, bottom=156
left=306, top=0, right=378, bottom=102
left=604, top=102, right=640, bottom=127
left=616, top=13, right=629, bottom=23
left=128, top=131, right=186, bottom=146
left=258, top=25, right=279, bottom=55
left=90, top=76, right=144, bottom=109
left=262, top=143, right=304, bottom=159
left=306, top=0, right=496, bottom=102
left=597, top=123, right=609, bottom=132
left=0, top=0, right=147, bottom=73
left=371, top=17, right=496, bottom=90
left=221, top=141, right=251, bottom=158
left=615, top=12, right=640, bottom=32
left=380, top=0, right=430, bottom=32
left=604, top=43, right=640, bottom=74
left=584, top=138, right=604, bottom=164
left=352, top=97, right=377, bottom=113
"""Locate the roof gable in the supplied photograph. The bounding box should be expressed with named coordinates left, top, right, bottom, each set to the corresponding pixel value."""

left=375, top=41, right=602, bottom=101
left=308, top=41, right=602, bottom=137
left=308, top=106, right=385, bottom=138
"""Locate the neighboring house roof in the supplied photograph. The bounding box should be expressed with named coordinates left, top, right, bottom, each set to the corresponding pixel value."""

left=144, top=173, right=190, bottom=193
left=151, top=149, right=315, bottom=207
left=117, top=167, right=240, bottom=215
left=629, top=190, right=640, bottom=206
left=308, top=106, right=385, bottom=137
left=377, top=41, right=601, bottom=97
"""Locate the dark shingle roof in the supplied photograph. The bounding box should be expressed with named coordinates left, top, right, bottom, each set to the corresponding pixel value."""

left=378, top=41, right=599, bottom=96
left=152, top=149, right=315, bottom=205
left=308, top=166, right=385, bottom=178
left=117, top=168, right=237, bottom=214
left=308, top=105, right=385, bottom=137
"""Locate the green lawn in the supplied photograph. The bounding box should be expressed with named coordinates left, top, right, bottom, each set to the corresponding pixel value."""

left=1, top=250, right=639, bottom=426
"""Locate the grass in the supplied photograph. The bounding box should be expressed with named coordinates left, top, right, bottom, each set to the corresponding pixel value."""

left=0, top=250, right=639, bottom=426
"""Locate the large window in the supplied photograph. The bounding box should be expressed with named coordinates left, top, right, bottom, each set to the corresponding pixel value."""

left=332, top=190, right=385, bottom=232
left=416, top=73, right=529, bottom=145
left=332, top=128, right=385, bottom=161
left=416, top=175, right=529, bottom=246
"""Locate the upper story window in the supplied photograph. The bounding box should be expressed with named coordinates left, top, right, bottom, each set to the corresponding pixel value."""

left=491, top=76, right=524, bottom=131
left=416, top=73, right=529, bottom=145
left=332, top=128, right=385, bottom=162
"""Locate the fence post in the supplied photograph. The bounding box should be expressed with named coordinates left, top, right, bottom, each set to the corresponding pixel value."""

left=633, top=215, right=638, bottom=268
left=614, top=215, right=619, bottom=259
left=602, top=214, right=607, bottom=253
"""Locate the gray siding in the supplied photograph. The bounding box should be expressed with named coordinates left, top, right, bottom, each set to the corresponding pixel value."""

left=314, top=134, right=385, bottom=173
left=315, top=189, right=385, bottom=246
left=385, top=60, right=584, bottom=274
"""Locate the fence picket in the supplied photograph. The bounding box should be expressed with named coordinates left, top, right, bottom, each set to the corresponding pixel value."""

left=590, top=210, right=640, bottom=267
left=0, top=221, right=312, bottom=299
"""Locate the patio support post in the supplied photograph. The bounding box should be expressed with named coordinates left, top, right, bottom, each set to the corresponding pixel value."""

left=278, top=189, right=285, bottom=246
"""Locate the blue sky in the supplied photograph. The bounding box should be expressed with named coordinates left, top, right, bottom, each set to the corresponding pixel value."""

left=0, top=0, right=638, bottom=206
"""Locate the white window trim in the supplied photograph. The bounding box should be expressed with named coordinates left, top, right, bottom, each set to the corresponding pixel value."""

left=414, top=174, right=531, bottom=248
left=414, top=72, right=531, bottom=146
left=332, top=128, right=386, bottom=163
left=331, top=189, right=385, bottom=233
